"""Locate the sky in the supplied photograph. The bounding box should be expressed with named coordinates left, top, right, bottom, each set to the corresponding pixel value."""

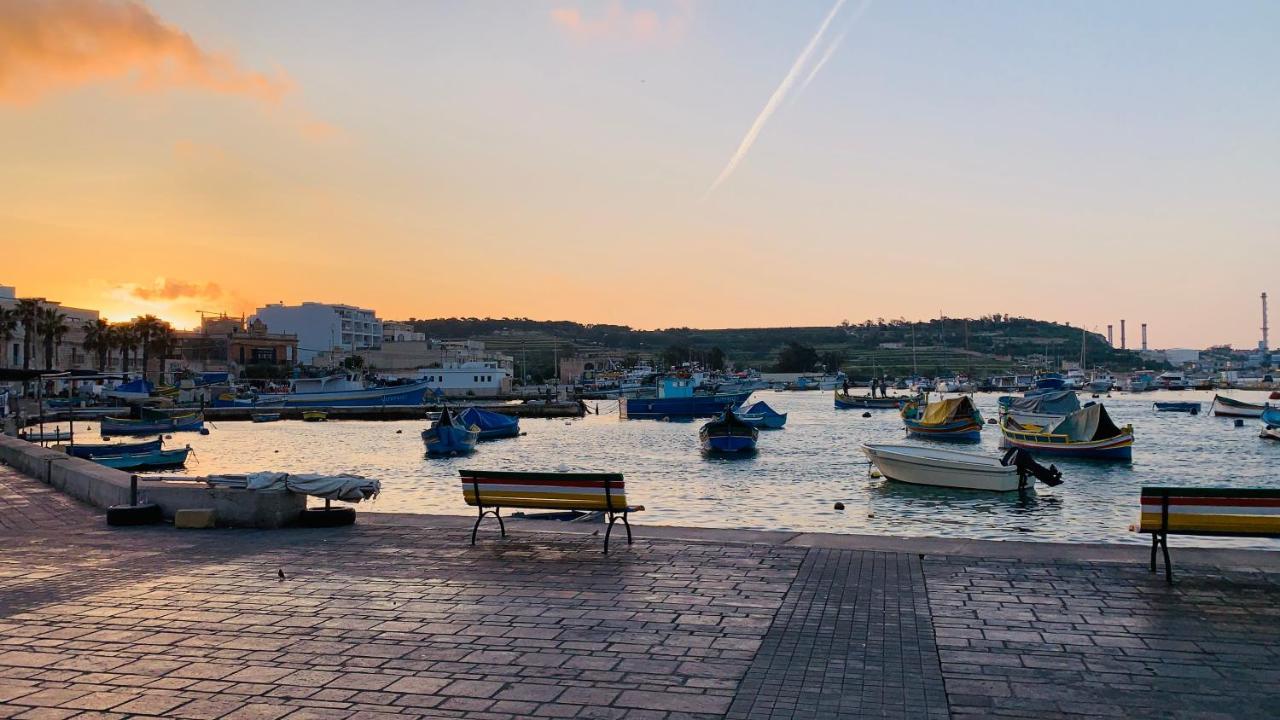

left=1, top=0, right=1276, bottom=349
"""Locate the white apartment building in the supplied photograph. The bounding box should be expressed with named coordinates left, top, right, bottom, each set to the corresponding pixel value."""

left=252, top=301, right=382, bottom=364
left=0, top=284, right=100, bottom=370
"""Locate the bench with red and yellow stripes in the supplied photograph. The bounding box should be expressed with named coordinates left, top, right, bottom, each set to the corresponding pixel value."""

left=460, top=470, right=644, bottom=553
left=1138, top=486, right=1280, bottom=581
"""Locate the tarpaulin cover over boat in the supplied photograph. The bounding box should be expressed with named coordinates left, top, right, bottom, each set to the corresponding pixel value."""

left=741, top=401, right=783, bottom=417
left=1049, top=403, right=1123, bottom=441
left=921, top=396, right=979, bottom=425
left=456, top=407, right=520, bottom=438
left=209, top=472, right=382, bottom=502
left=1007, top=391, right=1080, bottom=416
left=115, top=378, right=154, bottom=395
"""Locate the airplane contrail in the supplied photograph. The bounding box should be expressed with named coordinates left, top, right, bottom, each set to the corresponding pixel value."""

left=797, top=0, right=872, bottom=96
left=705, top=0, right=847, bottom=197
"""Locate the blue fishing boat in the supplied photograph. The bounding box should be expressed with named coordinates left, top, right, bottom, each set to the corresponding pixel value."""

left=422, top=407, right=480, bottom=456
left=699, top=409, right=759, bottom=453
left=901, top=396, right=984, bottom=442
left=104, top=378, right=154, bottom=401
left=90, top=446, right=190, bottom=471
left=456, top=407, right=520, bottom=440
left=65, top=438, right=162, bottom=460
left=101, top=411, right=204, bottom=436
left=1153, top=402, right=1200, bottom=414
left=1261, top=405, right=1280, bottom=427
left=737, top=400, right=787, bottom=429
left=619, top=377, right=751, bottom=420
left=255, top=372, right=431, bottom=408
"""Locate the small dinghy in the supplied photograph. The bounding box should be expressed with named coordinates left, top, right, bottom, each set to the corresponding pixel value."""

left=862, top=444, right=1062, bottom=492
left=834, top=390, right=903, bottom=409
left=90, top=446, right=191, bottom=471
left=302, top=410, right=328, bottom=422
left=736, top=400, right=787, bottom=429
left=251, top=412, right=282, bottom=423
left=1210, top=395, right=1266, bottom=418
left=699, top=408, right=759, bottom=453
left=422, top=407, right=480, bottom=456
left=64, top=438, right=162, bottom=459
left=1153, top=401, right=1201, bottom=414
left=456, top=406, right=520, bottom=440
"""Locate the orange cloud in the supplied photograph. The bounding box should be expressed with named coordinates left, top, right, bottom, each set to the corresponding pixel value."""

left=550, top=1, right=691, bottom=43
left=129, top=278, right=221, bottom=301
left=0, top=0, right=292, bottom=105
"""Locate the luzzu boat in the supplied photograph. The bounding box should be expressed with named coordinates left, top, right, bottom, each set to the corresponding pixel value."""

left=456, top=407, right=520, bottom=440
left=64, top=438, right=162, bottom=459
left=1000, top=402, right=1133, bottom=461
left=833, top=390, right=903, bottom=409
left=619, top=377, right=751, bottom=420
left=736, top=400, right=787, bottom=429
left=901, top=396, right=984, bottom=442
left=699, top=409, right=759, bottom=453
left=101, top=410, right=204, bottom=436
left=422, top=407, right=479, bottom=456
left=1210, top=395, right=1267, bottom=418
left=90, top=446, right=190, bottom=471
left=998, top=390, right=1080, bottom=430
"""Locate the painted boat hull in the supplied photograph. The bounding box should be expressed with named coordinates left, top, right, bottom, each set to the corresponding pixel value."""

left=862, top=443, right=1022, bottom=492
left=91, top=447, right=190, bottom=471
left=700, top=434, right=758, bottom=453
left=422, top=425, right=479, bottom=456
left=101, top=414, right=204, bottom=435
left=834, top=392, right=902, bottom=409
left=65, top=438, right=162, bottom=459
left=999, top=424, right=1134, bottom=461
left=19, top=430, right=73, bottom=442
left=251, top=413, right=281, bottom=423
left=902, top=418, right=982, bottom=442
left=620, top=392, right=751, bottom=419
left=255, top=381, right=432, bottom=408
left=1210, top=396, right=1266, bottom=418
left=1262, top=407, right=1280, bottom=426
left=1153, top=402, right=1200, bottom=413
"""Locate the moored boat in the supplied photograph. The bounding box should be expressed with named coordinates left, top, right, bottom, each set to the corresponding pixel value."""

left=302, top=410, right=328, bottom=422
left=64, top=438, right=162, bottom=459
left=833, top=390, right=903, bottom=409
left=998, top=390, right=1080, bottom=430
left=254, top=372, right=432, bottom=408
left=1262, top=406, right=1280, bottom=427
left=101, top=412, right=204, bottom=436
left=1210, top=395, right=1267, bottom=418
left=736, top=401, right=787, bottom=429
left=999, top=402, right=1133, bottom=461
left=422, top=407, right=479, bottom=456
left=1153, top=402, right=1200, bottom=414
left=1262, top=425, right=1280, bottom=441
left=901, top=396, right=984, bottom=442
left=251, top=413, right=282, bottom=423
left=699, top=409, right=759, bottom=453
left=456, top=406, right=520, bottom=440
left=861, top=444, right=1062, bottom=492
left=18, top=428, right=73, bottom=442
left=90, top=446, right=191, bottom=471
left=619, top=377, right=751, bottom=420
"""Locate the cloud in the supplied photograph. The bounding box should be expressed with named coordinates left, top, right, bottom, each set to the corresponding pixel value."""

left=550, top=1, right=691, bottom=43
left=796, top=0, right=872, bottom=97
left=705, top=0, right=848, bottom=197
left=0, top=0, right=292, bottom=105
left=128, top=278, right=221, bottom=301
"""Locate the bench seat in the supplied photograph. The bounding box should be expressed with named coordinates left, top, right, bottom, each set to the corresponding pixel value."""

left=1138, top=487, right=1280, bottom=581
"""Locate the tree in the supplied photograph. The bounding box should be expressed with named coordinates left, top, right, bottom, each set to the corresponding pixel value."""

left=132, top=315, right=166, bottom=381
left=773, top=341, right=820, bottom=372
left=82, top=318, right=112, bottom=371
left=0, top=307, right=16, bottom=368
left=661, top=344, right=688, bottom=370
left=342, top=355, right=364, bottom=370
left=820, top=350, right=845, bottom=374
left=15, top=298, right=41, bottom=370
left=147, top=324, right=177, bottom=377
left=113, top=322, right=137, bottom=373
left=707, top=347, right=727, bottom=371
left=37, top=307, right=68, bottom=371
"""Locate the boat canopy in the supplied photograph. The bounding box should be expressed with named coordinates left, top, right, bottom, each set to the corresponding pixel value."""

left=1050, top=403, right=1123, bottom=441
left=115, top=378, right=154, bottom=395
left=741, top=401, right=782, bottom=417
left=1007, top=391, right=1080, bottom=416
left=457, top=406, right=518, bottom=432
left=921, top=396, right=978, bottom=425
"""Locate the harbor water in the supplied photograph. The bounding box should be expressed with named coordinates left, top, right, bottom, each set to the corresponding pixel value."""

left=52, top=390, right=1280, bottom=547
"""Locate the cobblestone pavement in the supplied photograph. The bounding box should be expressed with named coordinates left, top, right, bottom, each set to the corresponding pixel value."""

left=1, top=464, right=1279, bottom=719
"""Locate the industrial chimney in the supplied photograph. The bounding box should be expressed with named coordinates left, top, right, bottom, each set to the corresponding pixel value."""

left=1107, top=325, right=1114, bottom=346
left=1141, top=323, right=1148, bottom=351
left=1120, top=319, right=1126, bottom=350
left=1263, top=292, right=1270, bottom=352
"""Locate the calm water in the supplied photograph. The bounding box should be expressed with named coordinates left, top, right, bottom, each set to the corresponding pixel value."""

left=53, top=390, right=1280, bottom=547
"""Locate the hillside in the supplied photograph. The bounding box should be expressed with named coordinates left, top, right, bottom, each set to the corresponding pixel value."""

left=406, top=316, right=1153, bottom=381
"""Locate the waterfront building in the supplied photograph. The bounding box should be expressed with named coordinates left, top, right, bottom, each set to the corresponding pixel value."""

left=383, top=321, right=426, bottom=343
left=175, top=314, right=299, bottom=374
left=315, top=338, right=515, bottom=397
left=0, top=284, right=100, bottom=371
left=252, top=301, right=382, bottom=364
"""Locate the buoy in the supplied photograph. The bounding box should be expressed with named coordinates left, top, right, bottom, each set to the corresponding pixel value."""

left=396, top=429, right=403, bottom=434
left=833, top=502, right=845, bottom=510
left=165, top=434, right=173, bottom=439
left=1234, top=419, right=1244, bottom=427
left=868, top=512, right=876, bottom=518
left=870, top=470, right=882, bottom=479
left=861, top=412, right=871, bottom=418
left=556, top=464, right=570, bottom=472
left=987, top=418, right=996, bottom=424
left=274, top=450, right=279, bottom=453
left=198, top=428, right=210, bottom=435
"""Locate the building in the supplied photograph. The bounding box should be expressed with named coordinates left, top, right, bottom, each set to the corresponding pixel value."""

left=383, top=321, right=426, bottom=343
left=252, top=302, right=382, bottom=364
left=315, top=338, right=515, bottom=396
left=176, top=314, right=299, bottom=374
left=0, top=284, right=100, bottom=371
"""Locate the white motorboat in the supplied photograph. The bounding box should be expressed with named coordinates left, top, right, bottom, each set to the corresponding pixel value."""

left=862, top=443, right=1025, bottom=492
left=1262, top=425, right=1280, bottom=441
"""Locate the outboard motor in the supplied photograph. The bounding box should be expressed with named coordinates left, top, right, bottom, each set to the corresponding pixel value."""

left=1001, top=448, right=1064, bottom=488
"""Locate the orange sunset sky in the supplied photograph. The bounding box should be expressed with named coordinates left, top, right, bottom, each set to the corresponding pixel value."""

left=1, top=0, right=1275, bottom=348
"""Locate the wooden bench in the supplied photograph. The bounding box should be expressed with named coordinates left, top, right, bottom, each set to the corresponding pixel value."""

left=1138, top=486, right=1280, bottom=581
left=460, top=470, right=645, bottom=554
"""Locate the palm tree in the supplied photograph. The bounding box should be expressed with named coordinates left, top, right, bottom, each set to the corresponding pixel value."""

left=113, top=322, right=137, bottom=374
left=15, top=298, right=41, bottom=370
left=82, top=318, right=112, bottom=371
left=146, top=322, right=177, bottom=381
left=0, top=307, right=16, bottom=368
left=37, top=308, right=69, bottom=371
left=133, top=315, right=166, bottom=381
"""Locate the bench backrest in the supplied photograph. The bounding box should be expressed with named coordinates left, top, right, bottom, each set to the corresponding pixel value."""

left=460, top=470, right=627, bottom=511
left=1139, top=487, right=1280, bottom=537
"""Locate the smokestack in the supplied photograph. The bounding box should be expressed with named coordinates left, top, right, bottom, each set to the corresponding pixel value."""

left=1120, top=319, right=1126, bottom=350
left=1263, top=292, right=1270, bottom=351
left=1107, top=325, right=1113, bottom=346
left=1141, top=323, right=1148, bottom=351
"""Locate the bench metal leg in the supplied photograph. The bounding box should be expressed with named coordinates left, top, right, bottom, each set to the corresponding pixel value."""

left=471, top=506, right=505, bottom=545
left=1150, top=533, right=1158, bottom=572
left=603, top=511, right=633, bottom=554
left=1149, top=532, right=1172, bottom=583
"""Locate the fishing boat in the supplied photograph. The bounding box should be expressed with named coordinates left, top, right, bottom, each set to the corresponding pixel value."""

left=104, top=378, right=154, bottom=402
left=999, top=402, right=1134, bottom=461
left=64, top=438, right=162, bottom=459
left=1156, top=371, right=1190, bottom=390
left=253, top=372, right=432, bottom=408
left=422, top=407, right=479, bottom=456
left=699, top=409, right=759, bottom=453
left=736, top=400, right=787, bottom=429
left=251, top=412, right=282, bottom=423
left=998, top=390, right=1080, bottom=430
left=834, top=390, right=903, bottom=409
left=456, top=406, right=520, bottom=440
left=862, top=444, right=1062, bottom=493
left=619, top=377, right=751, bottom=420
left=1153, top=402, right=1200, bottom=414
left=1087, top=374, right=1115, bottom=393
left=1262, top=406, right=1280, bottom=427
left=302, top=410, right=328, bottom=422
left=101, top=411, right=204, bottom=436
left=901, top=396, right=984, bottom=442
left=90, top=446, right=190, bottom=471
left=1210, top=395, right=1267, bottom=418
left=1127, top=371, right=1158, bottom=393
left=18, top=428, right=73, bottom=442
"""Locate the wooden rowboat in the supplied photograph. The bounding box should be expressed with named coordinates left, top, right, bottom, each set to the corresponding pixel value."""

left=1210, top=395, right=1266, bottom=418
left=834, top=390, right=903, bottom=409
